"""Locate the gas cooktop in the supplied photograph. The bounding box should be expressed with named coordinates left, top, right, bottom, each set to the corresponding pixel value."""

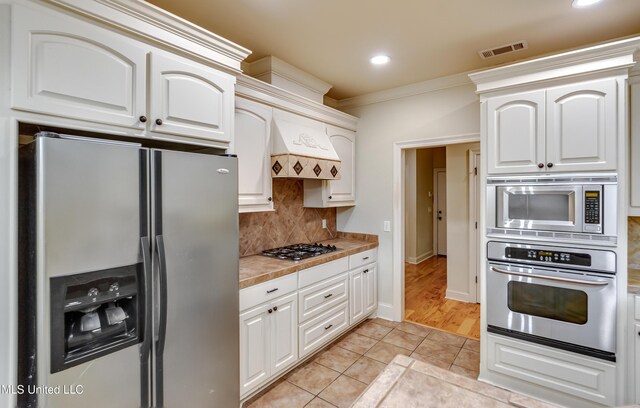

left=261, top=243, right=338, bottom=261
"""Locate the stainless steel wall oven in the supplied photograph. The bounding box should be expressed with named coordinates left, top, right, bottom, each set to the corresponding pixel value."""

left=487, top=241, right=617, bottom=361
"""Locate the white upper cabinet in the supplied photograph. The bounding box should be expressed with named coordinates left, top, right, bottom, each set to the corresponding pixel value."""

left=545, top=80, right=617, bottom=172
left=487, top=91, right=545, bottom=174
left=303, top=125, right=356, bottom=207
left=486, top=78, right=618, bottom=174
left=235, top=97, right=273, bottom=212
left=11, top=5, right=146, bottom=129
left=149, top=52, right=234, bottom=144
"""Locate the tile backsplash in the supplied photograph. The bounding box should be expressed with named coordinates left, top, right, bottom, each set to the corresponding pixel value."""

left=629, top=217, right=640, bottom=266
left=239, top=179, right=337, bottom=256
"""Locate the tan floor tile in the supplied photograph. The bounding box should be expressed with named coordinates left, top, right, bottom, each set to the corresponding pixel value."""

left=248, top=381, right=314, bottom=408
left=334, top=332, right=378, bottom=355
left=354, top=320, right=393, bottom=340
left=344, top=356, right=387, bottom=384
left=287, top=362, right=340, bottom=395
left=314, top=346, right=361, bottom=373
left=396, top=321, right=432, bottom=337
left=364, top=342, right=412, bottom=364
left=409, top=352, right=452, bottom=369
left=304, top=397, right=337, bottom=407
left=426, top=329, right=467, bottom=347
left=370, top=317, right=399, bottom=328
left=463, top=338, right=480, bottom=353
left=449, top=364, right=479, bottom=380
left=453, top=348, right=480, bottom=372
left=413, top=339, right=461, bottom=364
left=318, top=375, right=368, bottom=408
left=381, top=328, right=423, bottom=351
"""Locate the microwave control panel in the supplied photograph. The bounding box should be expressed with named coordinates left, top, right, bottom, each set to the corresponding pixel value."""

left=583, top=188, right=602, bottom=233
left=505, top=247, right=592, bottom=267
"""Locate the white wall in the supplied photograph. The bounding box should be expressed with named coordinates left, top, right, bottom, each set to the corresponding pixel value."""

left=445, top=142, right=479, bottom=301
left=337, top=82, right=480, bottom=318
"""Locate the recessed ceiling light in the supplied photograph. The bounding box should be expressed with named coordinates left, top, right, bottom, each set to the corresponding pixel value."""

left=572, top=0, right=603, bottom=8
left=370, top=55, right=390, bottom=65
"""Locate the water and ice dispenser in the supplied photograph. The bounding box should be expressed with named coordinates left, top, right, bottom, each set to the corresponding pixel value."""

left=49, top=264, right=142, bottom=373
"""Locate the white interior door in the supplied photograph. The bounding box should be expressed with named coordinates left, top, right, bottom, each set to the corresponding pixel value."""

left=436, top=170, right=447, bottom=256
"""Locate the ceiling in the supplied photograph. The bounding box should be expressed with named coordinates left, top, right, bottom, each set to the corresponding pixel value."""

left=147, top=0, right=640, bottom=100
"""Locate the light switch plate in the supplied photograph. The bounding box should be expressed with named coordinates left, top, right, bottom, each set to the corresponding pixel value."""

left=383, top=221, right=391, bottom=232
left=322, top=219, right=327, bottom=229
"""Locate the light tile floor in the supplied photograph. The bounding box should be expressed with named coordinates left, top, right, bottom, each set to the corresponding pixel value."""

left=246, top=318, right=480, bottom=408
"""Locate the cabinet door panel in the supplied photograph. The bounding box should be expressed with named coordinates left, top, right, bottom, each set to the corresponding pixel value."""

left=270, top=293, right=298, bottom=376
left=239, top=305, right=269, bottom=397
left=326, top=126, right=356, bottom=204
left=11, top=5, right=146, bottom=128
left=636, top=323, right=640, bottom=404
left=350, top=270, right=364, bottom=325
left=149, top=52, right=234, bottom=144
left=235, top=98, right=273, bottom=211
left=487, top=91, right=545, bottom=174
left=546, top=79, right=617, bottom=172
left=363, top=265, right=377, bottom=315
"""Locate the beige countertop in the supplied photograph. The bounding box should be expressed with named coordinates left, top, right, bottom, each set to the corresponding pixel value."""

left=352, top=354, right=557, bottom=408
left=629, top=267, right=640, bottom=295
left=239, top=233, right=378, bottom=289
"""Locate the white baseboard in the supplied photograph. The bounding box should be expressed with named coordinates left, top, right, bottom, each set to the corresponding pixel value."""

left=374, top=302, right=396, bottom=321
left=405, top=250, right=434, bottom=265
left=445, top=289, right=474, bottom=303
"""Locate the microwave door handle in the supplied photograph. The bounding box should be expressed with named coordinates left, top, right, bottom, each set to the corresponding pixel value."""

left=490, top=266, right=609, bottom=286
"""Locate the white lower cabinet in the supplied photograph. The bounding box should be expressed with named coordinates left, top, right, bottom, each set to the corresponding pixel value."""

left=299, top=302, right=349, bottom=358
left=239, top=292, right=298, bottom=398
left=487, top=334, right=616, bottom=406
left=349, top=262, right=377, bottom=325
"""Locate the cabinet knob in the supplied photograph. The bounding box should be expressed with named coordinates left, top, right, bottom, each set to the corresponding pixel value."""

left=155, top=118, right=163, bottom=126
left=268, top=197, right=272, bottom=202
left=546, top=163, right=554, bottom=168
left=273, top=306, right=278, bottom=311
left=537, top=163, right=544, bottom=169
left=363, top=269, right=369, bottom=274
left=139, top=115, right=147, bottom=123
left=329, top=196, right=332, bottom=200
left=268, top=309, right=273, bottom=314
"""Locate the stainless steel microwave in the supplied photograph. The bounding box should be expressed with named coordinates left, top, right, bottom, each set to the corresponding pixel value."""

left=487, top=175, right=617, bottom=238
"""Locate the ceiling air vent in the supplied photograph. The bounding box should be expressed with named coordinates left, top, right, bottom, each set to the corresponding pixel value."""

left=478, top=40, right=528, bottom=59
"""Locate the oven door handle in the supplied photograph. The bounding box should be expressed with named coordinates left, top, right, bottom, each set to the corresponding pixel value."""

left=490, top=266, right=609, bottom=286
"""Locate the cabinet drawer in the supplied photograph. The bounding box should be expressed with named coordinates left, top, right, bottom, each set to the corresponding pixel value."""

left=298, top=257, right=349, bottom=288
left=299, top=272, right=348, bottom=323
left=349, top=248, right=377, bottom=269
left=635, top=296, right=640, bottom=320
left=487, top=334, right=615, bottom=406
left=299, top=301, right=349, bottom=358
left=240, top=273, right=297, bottom=311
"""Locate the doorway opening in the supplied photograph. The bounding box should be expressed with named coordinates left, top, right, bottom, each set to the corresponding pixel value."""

left=397, top=135, right=481, bottom=339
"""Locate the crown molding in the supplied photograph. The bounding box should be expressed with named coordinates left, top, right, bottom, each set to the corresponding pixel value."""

left=337, top=71, right=473, bottom=109
left=469, top=36, right=640, bottom=94
left=41, top=0, right=251, bottom=73
left=245, top=56, right=332, bottom=95
left=236, top=74, right=358, bottom=131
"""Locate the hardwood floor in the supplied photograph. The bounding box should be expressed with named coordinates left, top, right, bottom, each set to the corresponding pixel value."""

left=404, top=256, right=480, bottom=340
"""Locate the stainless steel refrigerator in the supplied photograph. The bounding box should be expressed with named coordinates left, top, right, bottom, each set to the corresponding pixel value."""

left=18, top=132, right=239, bottom=407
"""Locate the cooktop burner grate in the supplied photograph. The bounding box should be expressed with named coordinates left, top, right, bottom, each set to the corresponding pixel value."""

left=262, top=243, right=338, bottom=261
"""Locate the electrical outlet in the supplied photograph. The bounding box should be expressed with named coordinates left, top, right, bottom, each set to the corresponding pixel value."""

left=383, top=221, right=391, bottom=232
left=322, top=219, right=327, bottom=229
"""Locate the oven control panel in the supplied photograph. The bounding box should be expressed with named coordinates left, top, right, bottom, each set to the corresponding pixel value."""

left=505, top=247, right=591, bottom=267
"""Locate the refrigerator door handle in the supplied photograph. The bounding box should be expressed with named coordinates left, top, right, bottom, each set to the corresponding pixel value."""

left=155, top=234, right=168, bottom=407
left=139, top=236, right=152, bottom=408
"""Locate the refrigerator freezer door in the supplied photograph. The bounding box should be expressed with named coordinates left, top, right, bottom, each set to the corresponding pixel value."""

left=32, top=136, right=145, bottom=408
left=151, top=150, right=239, bottom=407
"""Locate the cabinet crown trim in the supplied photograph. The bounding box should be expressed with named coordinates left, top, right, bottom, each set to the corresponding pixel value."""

left=43, top=0, right=251, bottom=72
left=469, top=37, right=640, bottom=94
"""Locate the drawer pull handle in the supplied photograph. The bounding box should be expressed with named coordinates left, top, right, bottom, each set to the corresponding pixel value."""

left=266, top=288, right=279, bottom=294
left=363, top=257, right=369, bottom=260
left=324, top=293, right=333, bottom=299
left=324, top=324, right=333, bottom=330
left=363, top=269, right=369, bottom=274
